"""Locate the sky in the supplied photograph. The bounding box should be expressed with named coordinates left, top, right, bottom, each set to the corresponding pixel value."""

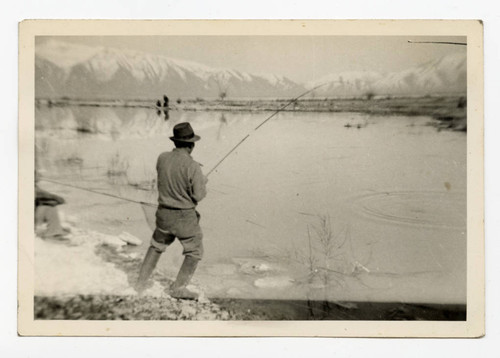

left=37, top=36, right=466, bottom=83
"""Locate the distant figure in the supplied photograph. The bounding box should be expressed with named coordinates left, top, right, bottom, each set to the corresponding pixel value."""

left=136, top=122, right=208, bottom=300
left=35, top=177, right=69, bottom=239
left=156, top=100, right=162, bottom=108
left=163, top=95, right=169, bottom=108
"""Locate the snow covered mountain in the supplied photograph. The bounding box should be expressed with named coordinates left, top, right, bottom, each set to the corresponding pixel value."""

left=35, top=40, right=466, bottom=100
left=35, top=40, right=304, bottom=100
left=307, top=52, right=466, bottom=97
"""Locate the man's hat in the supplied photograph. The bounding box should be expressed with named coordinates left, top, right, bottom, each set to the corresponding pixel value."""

left=170, top=122, right=201, bottom=143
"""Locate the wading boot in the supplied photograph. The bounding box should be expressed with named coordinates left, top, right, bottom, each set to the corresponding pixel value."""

left=135, top=246, right=162, bottom=293
left=170, top=256, right=199, bottom=300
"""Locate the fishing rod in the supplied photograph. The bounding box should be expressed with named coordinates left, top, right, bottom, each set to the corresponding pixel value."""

left=41, top=178, right=157, bottom=207
left=205, top=82, right=329, bottom=177
left=407, top=40, right=467, bottom=46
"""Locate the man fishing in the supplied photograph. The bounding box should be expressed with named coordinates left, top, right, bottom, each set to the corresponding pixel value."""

left=136, top=122, right=207, bottom=300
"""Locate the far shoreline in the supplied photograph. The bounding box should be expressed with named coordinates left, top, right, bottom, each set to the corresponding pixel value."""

left=35, top=95, right=467, bottom=131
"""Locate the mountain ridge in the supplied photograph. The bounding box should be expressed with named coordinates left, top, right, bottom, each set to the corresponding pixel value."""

left=35, top=40, right=467, bottom=100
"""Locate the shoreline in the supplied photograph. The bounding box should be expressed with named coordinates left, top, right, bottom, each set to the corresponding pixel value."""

left=33, top=230, right=466, bottom=321
left=33, top=226, right=467, bottom=321
left=36, top=95, right=467, bottom=131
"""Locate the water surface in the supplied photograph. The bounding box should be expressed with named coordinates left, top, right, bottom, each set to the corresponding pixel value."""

left=35, top=105, right=466, bottom=304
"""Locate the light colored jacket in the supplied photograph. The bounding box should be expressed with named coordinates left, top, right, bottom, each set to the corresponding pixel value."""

left=156, top=148, right=207, bottom=209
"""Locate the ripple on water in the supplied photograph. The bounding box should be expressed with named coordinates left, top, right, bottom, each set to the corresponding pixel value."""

left=350, top=191, right=466, bottom=229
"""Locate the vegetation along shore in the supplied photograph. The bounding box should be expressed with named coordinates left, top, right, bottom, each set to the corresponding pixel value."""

left=36, top=95, right=467, bottom=132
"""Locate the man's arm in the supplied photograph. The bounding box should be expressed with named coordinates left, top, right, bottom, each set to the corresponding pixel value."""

left=190, top=163, right=207, bottom=204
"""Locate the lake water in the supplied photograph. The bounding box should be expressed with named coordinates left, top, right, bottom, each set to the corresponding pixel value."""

left=35, top=105, right=467, bottom=304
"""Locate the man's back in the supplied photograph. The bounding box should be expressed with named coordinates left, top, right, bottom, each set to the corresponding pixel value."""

left=157, top=148, right=206, bottom=209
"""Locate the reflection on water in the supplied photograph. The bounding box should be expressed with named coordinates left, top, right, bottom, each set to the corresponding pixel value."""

left=35, top=105, right=467, bottom=304
left=156, top=108, right=170, bottom=121
left=217, top=113, right=227, bottom=140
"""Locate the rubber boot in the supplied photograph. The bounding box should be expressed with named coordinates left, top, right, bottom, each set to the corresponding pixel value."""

left=136, top=246, right=162, bottom=293
left=170, top=256, right=199, bottom=300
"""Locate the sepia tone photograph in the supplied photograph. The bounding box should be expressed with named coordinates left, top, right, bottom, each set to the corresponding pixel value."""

left=18, top=20, right=484, bottom=337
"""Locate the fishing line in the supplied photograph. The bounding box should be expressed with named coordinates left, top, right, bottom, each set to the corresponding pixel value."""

left=41, top=178, right=157, bottom=207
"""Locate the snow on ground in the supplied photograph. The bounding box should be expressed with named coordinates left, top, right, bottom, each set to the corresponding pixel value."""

left=33, top=217, right=236, bottom=320
left=34, top=225, right=139, bottom=297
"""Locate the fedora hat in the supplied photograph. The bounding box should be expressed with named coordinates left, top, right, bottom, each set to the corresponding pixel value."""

left=170, top=122, right=201, bottom=143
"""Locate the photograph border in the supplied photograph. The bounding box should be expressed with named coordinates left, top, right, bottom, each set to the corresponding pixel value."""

left=18, top=19, right=484, bottom=337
